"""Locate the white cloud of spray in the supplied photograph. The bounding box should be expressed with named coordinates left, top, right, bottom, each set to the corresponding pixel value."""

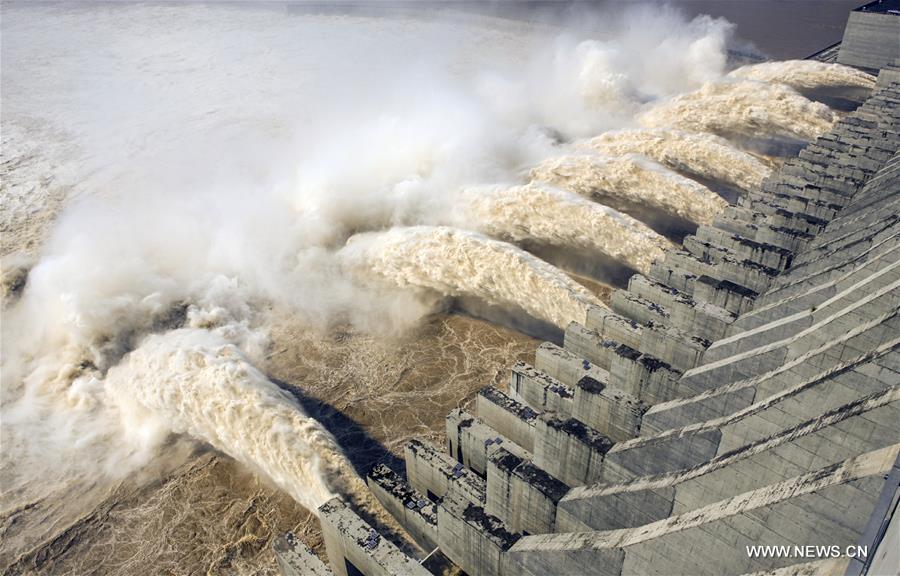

left=0, top=2, right=850, bottom=517
left=289, top=3, right=738, bottom=241
left=476, top=4, right=734, bottom=136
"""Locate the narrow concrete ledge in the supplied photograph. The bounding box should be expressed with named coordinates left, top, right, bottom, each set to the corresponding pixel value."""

left=367, top=464, right=439, bottom=551
left=618, top=445, right=900, bottom=575
left=477, top=386, right=540, bottom=453
left=438, top=493, right=522, bottom=576
left=509, top=362, right=574, bottom=418
left=675, top=285, right=900, bottom=400
left=319, top=498, right=430, bottom=576
left=733, top=239, right=900, bottom=336
left=534, top=414, right=613, bottom=487
left=642, top=331, right=899, bottom=441
left=563, top=322, right=683, bottom=404
left=486, top=446, right=569, bottom=535
left=505, top=445, right=900, bottom=576
left=404, top=438, right=486, bottom=505
left=446, top=409, right=531, bottom=477
left=558, top=385, right=900, bottom=532
left=556, top=483, right=676, bottom=533
left=274, top=533, right=333, bottom=576
left=792, top=208, right=900, bottom=269
left=600, top=425, right=721, bottom=483
left=759, top=230, right=899, bottom=314
left=533, top=341, right=609, bottom=389
left=505, top=534, right=625, bottom=576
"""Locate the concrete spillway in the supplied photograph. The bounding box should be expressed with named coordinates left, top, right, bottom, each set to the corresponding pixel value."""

left=275, top=14, right=900, bottom=576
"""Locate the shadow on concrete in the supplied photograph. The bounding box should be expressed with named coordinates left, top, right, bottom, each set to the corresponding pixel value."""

left=523, top=241, right=639, bottom=289
left=452, top=296, right=564, bottom=344
left=800, top=85, right=870, bottom=112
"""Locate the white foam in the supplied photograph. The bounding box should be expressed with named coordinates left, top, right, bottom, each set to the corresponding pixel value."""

left=103, top=328, right=364, bottom=512
left=340, top=226, right=603, bottom=329
left=530, top=153, right=728, bottom=225
left=728, top=60, right=876, bottom=91
left=639, top=79, right=838, bottom=142
left=577, top=128, right=772, bottom=194
left=461, top=183, right=671, bottom=273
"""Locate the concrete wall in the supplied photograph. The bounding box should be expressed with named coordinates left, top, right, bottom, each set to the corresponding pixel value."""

left=509, top=362, right=574, bottom=418
left=571, top=376, right=646, bottom=442
left=534, top=341, right=609, bottom=389
left=274, top=534, right=333, bottom=576
left=504, top=536, right=625, bottom=576
left=600, top=427, right=721, bottom=483
left=446, top=409, right=530, bottom=478
left=533, top=414, right=612, bottom=487
left=485, top=447, right=568, bottom=535
left=476, top=387, right=539, bottom=453
left=838, top=10, right=900, bottom=72
left=367, top=464, right=439, bottom=552
left=318, top=498, right=430, bottom=576
left=563, top=323, right=682, bottom=403
left=404, top=438, right=485, bottom=505
left=438, top=493, right=521, bottom=576
left=556, top=387, right=900, bottom=532
left=513, top=446, right=900, bottom=576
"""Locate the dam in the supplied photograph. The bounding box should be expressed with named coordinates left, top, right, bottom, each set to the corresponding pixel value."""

left=272, top=6, right=900, bottom=576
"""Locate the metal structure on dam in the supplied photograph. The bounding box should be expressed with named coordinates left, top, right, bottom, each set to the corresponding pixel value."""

left=275, top=4, right=900, bottom=575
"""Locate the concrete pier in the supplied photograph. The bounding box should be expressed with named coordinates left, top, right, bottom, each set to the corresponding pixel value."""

left=276, top=15, right=900, bottom=576
left=318, top=498, right=430, bottom=576
left=274, top=533, right=334, bottom=576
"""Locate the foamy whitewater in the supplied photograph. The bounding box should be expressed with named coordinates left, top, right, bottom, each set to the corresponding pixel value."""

left=728, top=60, right=877, bottom=91
left=0, top=3, right=865, bottom=558
left=530, top=154, right=729, bottom=225
left=639, top=79, right=839, bottom=142
left=460, top=183, right=672, bottom=274
left=103, top=328, right=350, bottom=511
left=340, top=226, right=604, bottom=330
left=576, top=128, right=772, bottom=194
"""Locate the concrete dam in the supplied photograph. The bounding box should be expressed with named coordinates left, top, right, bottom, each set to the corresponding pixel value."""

left=275, top=5, right=900, bottom=576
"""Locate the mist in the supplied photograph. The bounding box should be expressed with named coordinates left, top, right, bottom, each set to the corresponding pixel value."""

left=0, top=1, right=870, bottom=523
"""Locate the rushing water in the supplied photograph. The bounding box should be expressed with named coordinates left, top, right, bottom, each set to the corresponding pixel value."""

left=0, top=2, right=874, bottom=573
